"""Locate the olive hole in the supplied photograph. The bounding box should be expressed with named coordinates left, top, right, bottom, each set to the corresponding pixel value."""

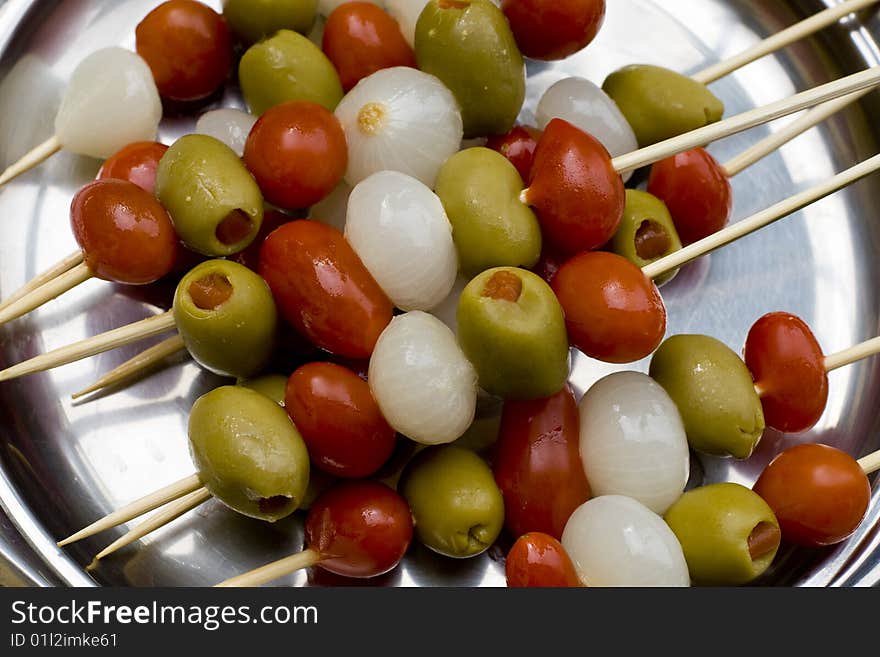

left=747, top=521, right=781, bottom=560
left=439, top=0, right=471, bottom=8
left=216, top=209, right=253, bottom=246
left=635, top=219, right=672, bottom=260
left=258, top=495, right=293, bottom=515
left=189, top=273, right=234, bottom=310
left=482, top=270, right=522, bottom=302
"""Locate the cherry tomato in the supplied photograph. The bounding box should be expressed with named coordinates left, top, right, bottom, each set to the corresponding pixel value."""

left=97, top=141, right=168, bottom=194
left=305, top=480, right=413, bottom=578
left=506, top=533, right=582, bottom=587
left=231, top=210, right=295, bottom=272
left=135, top=0, right=232, bottom=102
left=530, top=244, right=567, bottom=286
left=745, top=312, right=829, bottom=433
left=70, top=179, right=178, bottom=285
left=285, top=362, right=396, bottom=478
left=753, top=444, right=870, bottom=547
left=501, top=0, right=605, bottom=61
left=525, top=118, right=624, bottom=255
left=322, top=2, right=416, bottom=92
left=493, top=385, right=591, bottom=539
left=244, top=101, right=348, bottom=210
left=647, top=147, right=732, bottom=246
left=485, top=124, right=542, bottom=183
left=258, top=220, right=393, bottom=358
left=551, top=251, right=666, bottom=363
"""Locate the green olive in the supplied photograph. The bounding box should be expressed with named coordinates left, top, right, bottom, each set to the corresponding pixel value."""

left=223, top=0, right=318, bottom=46
left=415, top=0, right=525, bottom=138
left=602, top=64, right=724, bottom=147
left=174, top=260, right=278, bottom=379
left=434, top=148, right=541, bottom=277
left=239, top=29, right=343, bottom=115
left=664, top=483, right=781, bottom=586
left=399, top=445, right=504, bottom=558
left=156, top=135, right=263, bottom=257
left=458, top=267, right=569, bottom=400
left=188, top=386, right=309, bottom=521
left=236, top=374, right=289, bottom=406
left=649, top=334, right=765, bottom=459
left=611, top=189, right=682, bottom=286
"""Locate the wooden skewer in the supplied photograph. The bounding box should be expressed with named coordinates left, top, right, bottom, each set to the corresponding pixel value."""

left=610, top=66, right=880, bottom=176
left=642, top=151, right=880, bottom=279
left=57, top=473, right=201, bottom=547
left=692, top=0, right=880, bottom=85
left=0, top=135, right=62, bottom=187
left=0, top=310, right=176, bottom=382
left=722, top=88, right=872, bottom=177
left=858, top=449, right=880, bottom=475
left=71, top=334, right=187, bottom=400
left=0, top=251, right=83, bottom=313
left=92, top=487, right=211, bottom=562
left=215, top=549, right=322, bottom=588
left=0, top=262, right=92, bottom=326
left=824, top=336, right=880, bottom=372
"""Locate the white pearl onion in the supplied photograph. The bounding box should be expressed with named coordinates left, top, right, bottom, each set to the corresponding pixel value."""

left=55, top=48, right=161, bottom=159
left=334, top=67, right=463, bottom=188
left=562, top=496, right=690, bottom=587
left=308, top=181, right=351, bottom=233
left=536, top=77, right=638, bottom=182
left=195, top=108, right=257, bottom=158
left=369, top=312, right=477, bottom=445
left=383, top=0, right=428, bottom=47
left=346, top=171, right=457, bottom=311
left=578, top=371, right=689, bottom=514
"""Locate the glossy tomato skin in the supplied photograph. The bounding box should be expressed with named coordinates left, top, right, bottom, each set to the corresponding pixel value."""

left=305, top=480, right=413, bottom=578
left=244, top=101, right=348, bottom=210
left=526, top=118, right=624, bottom=255
left=501, top=0, right=605, bottom=61
left=135, top=0, right=233, bottom=102
left=753, top=444, right=870, bottom=547
left=258, top=220, right=393, bottom=358
left=285, top=362, right=396, bottom=478
left=506, top=532, right=582, bottom=587
left=551, top=251, right=666, bottom=363
left=486, top=124, right=542, bottom=183
left=647, top=147, right=732, bottom=246
left=70, top=179, right=178, bottom=285
left=97, top=141, right=168, bottom=194
left=231, top=210, right=295, bottom=272
left=493, top=385, right=591, bottom=539
left=745, top=312, right=829, bottom=433
left=322, top=2, right=416, bottom=92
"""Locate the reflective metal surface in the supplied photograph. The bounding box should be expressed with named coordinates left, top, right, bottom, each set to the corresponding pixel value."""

left=0, top=0, right=878, bottom=587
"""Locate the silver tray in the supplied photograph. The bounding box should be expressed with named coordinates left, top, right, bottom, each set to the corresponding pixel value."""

left=0, top=0, right=878, bottom=587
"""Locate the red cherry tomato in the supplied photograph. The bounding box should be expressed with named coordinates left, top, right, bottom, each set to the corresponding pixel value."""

left=530, top=244, right=567, bottom=286
left=551, top=251, right=666, bottom=363
left=232, top=210, right=295, bottom=272
left=647, top=147, right=732, bottom=246
left=526, top=118, right=624, bottom=255
left=305, top=480, right=413, bottom=578
left=285, top=362, right=396, bottom=478
left=135, top=0, right=232, bottom=102
left=244, top=101, right=348, bottom=210
left=501, top=0, right=605, bottom=61
left=745, top=312, right=829, bottom=433
left=322, top=2, right=416, bottom=92
left=70, top=179, right=178, bottom=285
left=97, top=141, right=168, bottom=194
left=485, top=124, right=542, bottom=183
left=258, top=220, right=393, bottom=358
left=506, top=533, right=582, bottom=587
left=493, top=385, right=591, bottom=539
left=753, top=444, right=870, bottom=547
